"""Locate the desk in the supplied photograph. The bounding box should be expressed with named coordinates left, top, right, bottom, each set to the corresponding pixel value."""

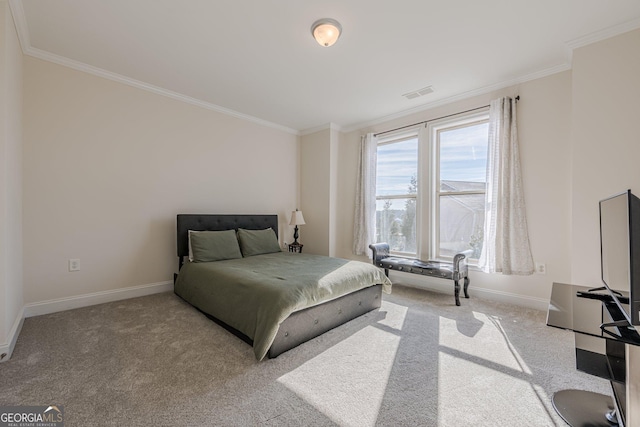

left=547, top=282, right=640, bottom=426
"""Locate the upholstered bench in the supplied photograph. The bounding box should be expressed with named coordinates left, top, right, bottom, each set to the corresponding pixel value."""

left=369, top=243, right=472, bottom=306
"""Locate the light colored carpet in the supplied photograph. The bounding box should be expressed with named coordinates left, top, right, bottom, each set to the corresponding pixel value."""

left=0, top=284, right=610, bottom=426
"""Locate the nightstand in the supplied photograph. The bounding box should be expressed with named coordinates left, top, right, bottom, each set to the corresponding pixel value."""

left=288, top=243, right=303, bottom=253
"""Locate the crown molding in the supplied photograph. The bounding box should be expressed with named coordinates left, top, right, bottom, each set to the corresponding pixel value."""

left=8, top=1, right=640, bottom=137
left=341, top=62, right=571, bottom=133
left=564, top=17, right=640, bottom=64
left=8, top=0, right=30, bottom=52
left=333, top=18, right=640, bottom=134
left=566, top=17, right=640, bottom=51
left=299, top=122, right=342, bottom=136
left=7, top=1, right=299, bottom=136
left=25, top=47, right=300, bottom=135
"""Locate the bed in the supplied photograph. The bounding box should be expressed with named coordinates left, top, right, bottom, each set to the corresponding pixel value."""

left=174, top=214, right=392, bottom=360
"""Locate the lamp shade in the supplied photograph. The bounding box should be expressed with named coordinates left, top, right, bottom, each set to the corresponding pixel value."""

left=311, top=18, right=342, bottom=47
left=289, top=210, right=306, bottom=226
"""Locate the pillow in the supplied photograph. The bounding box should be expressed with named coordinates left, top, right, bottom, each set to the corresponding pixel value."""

left=237, top=228, right=281, bottom=257
left=188, top=230, right=197, bottom=262
left=188, top=230, right=243, bottom=263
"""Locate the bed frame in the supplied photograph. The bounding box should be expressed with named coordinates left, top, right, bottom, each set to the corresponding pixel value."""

left=175, top=214, right=383, bottom=358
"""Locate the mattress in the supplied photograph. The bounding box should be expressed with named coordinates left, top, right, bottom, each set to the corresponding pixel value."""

left=174, top=251, right=392, bottom=360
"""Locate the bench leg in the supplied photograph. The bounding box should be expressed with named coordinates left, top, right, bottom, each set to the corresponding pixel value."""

left=463, top=277, right=470, bottom=299
left=384, top=268, right=389, bottom=277
left=454, top=280, right=461, bottom=306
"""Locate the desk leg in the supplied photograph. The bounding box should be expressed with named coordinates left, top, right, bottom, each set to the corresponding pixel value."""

left=552, top=389, right=617, bottom=426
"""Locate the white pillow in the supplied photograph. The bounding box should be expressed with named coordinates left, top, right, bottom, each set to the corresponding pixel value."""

left=187, top=230, right=199, bottom=262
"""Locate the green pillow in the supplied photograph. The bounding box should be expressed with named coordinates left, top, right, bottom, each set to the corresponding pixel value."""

left=189, top=230, right=243, bottom=262
left=237, top=228, right=281, bottom=257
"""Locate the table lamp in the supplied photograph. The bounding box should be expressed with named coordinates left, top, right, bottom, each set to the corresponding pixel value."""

left=289, top=209, right=306, bottom=244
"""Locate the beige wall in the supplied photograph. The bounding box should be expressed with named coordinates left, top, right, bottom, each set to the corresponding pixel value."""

left=0, top=1, right=23, bottom=354
left=329, top=127, right=339, bottom=257
left=570, top=28, right=640, bottom=289
left=327, top=72, right=573, bottom=308
left=327, top=28, right=640, bottom=308
left=300, top=129, right=331, bottom=255
left=23, top=57, right=298, bottom=303
left=300, top=126, right=341, bottom=256
left=299, top=29, right=640, bottom=309
left=12, top=18, right=640, bottom=321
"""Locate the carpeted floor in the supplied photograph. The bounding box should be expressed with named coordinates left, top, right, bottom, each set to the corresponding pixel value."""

left=0, top=284, right=609, bottom=426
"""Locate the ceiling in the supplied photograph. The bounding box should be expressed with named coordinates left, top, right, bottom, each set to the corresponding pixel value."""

left=11, top=1, right=640, bottom=134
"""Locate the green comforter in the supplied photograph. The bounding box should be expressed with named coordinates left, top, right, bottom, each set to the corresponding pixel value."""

left=174, top=251, right=392, bottom=360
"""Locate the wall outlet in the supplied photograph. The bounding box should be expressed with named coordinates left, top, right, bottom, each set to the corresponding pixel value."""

left=535, top=262, right=546, bottom=275
left=69, top=259, right=80, bottom=272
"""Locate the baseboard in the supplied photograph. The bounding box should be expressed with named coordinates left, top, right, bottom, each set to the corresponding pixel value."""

left=24, top=280, right=174, bottom=318
left=0, top=307, right=25, bottom=363
left=390, top=272, right=550, bottom=311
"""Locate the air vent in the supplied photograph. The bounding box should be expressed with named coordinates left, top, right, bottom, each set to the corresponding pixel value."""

left=402, top=85, right=434, bottom=100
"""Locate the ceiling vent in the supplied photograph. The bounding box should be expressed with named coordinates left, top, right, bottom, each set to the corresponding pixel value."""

left=402, top=86, right=434, bottom=100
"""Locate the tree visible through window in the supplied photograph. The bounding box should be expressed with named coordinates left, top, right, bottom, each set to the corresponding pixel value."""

left=375, top=135, right=418, bottom=255
left=373, top=109, right=489, bottom=262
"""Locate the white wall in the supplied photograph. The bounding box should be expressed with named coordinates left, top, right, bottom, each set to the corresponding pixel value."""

left=329, top=71, right=574, bottom=309
left=570, top=28, right=640, bottom=289
left=23, top=56, right=298, bottom=304
left=0, top=1, right=24, bottom=359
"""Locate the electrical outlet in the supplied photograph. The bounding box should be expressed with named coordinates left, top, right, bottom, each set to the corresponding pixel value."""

left=535, top=262, right=546, bottom=275
left=69, top=259, right=80, bottom=272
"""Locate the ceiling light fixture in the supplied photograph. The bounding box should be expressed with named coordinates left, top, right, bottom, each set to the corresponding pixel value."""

left=311, top=18, right=342, bottom=47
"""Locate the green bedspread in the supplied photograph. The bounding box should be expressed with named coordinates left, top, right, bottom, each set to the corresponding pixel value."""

left=174, top=251, right=392, bottom=360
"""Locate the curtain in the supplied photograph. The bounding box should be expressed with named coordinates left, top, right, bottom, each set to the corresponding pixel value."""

left=478, top=97, right=534, bottom=275
left=353, top=133, right=378, bottom=257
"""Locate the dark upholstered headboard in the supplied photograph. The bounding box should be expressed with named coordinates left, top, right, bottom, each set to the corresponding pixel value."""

left=176, top=214, right=279, bottom=265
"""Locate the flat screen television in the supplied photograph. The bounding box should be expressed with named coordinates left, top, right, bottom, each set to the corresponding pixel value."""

left=599, top=189, right=640, bottom=326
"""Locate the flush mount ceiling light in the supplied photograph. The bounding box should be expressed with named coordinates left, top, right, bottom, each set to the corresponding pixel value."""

left=311, top=18, right=342, bottom=47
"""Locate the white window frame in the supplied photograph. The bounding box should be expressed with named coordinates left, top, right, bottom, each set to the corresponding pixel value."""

left=375, top=128, right=421, bottom=257
left=425, top=108, right=489, bottom=261
left=373, top=109, right=489, bottom=262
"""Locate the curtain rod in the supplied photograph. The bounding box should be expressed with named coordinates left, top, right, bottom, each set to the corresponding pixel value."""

left=373, top=95, right=520, bottom=137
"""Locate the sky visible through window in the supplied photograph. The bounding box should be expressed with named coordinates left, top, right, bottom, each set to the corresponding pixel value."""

left=376, top=122, right=488, bottom=199
left=376, top=138, right=418, bottom=197
left=439, top=122, right=489, bottom=183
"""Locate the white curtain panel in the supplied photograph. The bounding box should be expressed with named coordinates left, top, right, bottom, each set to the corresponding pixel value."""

left=353, top=133, right=378, bottom=257
left=478, top=97, right=534, bottom=275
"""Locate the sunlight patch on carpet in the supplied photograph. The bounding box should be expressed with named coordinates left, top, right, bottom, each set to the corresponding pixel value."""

left=437, top=352, right=555, bottom=426
left=278, top=325, right=402, bottom=427
left=439, top=311, right=532, bottom=374
left=377, top=301, right=408, bottom=330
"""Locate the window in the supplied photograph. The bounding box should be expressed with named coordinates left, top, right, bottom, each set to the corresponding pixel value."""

left=374, top=109, right=489, bottom=261
left=375, top=132, right=418, bottom=256
left=430, top=113, right=489, bottom=260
